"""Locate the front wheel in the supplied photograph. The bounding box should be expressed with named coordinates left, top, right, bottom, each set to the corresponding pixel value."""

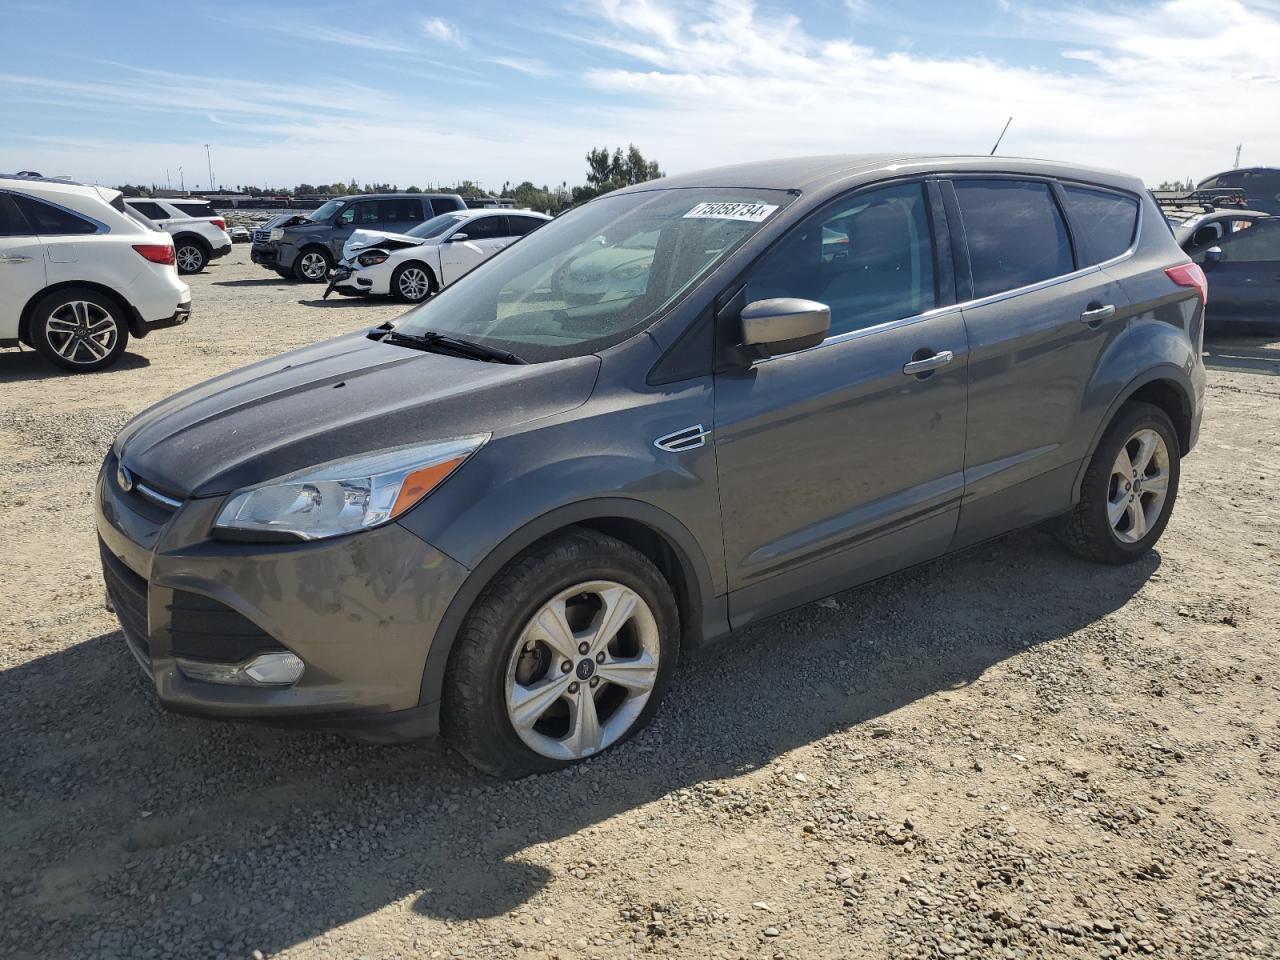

left=443, top=530, right=680, bottom=778
left=30, top=288, right=129, bottom=372
left=293, top=248, right=332, bottom=282
left=391, top=262, right=435, bottom=303
left=1058, top=402, right=1180, bottom=564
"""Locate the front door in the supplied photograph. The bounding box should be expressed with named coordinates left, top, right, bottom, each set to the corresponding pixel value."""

left=713, top=181, right=969, bottom=628
left=1196, top=217, right=1280, bottom=323
left=439, top=215, right=510, bottom=285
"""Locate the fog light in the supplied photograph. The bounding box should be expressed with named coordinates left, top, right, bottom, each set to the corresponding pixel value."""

left=176, top=652, right=305, bottom=686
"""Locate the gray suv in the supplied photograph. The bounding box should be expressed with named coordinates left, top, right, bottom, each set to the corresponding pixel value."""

left=251, top=192, right=466, bottom=281
left=98, top=155, right=1206, bottom=777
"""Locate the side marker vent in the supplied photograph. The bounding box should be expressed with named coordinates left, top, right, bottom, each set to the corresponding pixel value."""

left=654, top=424, right=709, bottom=452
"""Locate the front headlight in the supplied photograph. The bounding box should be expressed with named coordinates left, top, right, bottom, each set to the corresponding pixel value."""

left=357, top=249, right=390, bottom=267
left=268, top=227, right=283, bottom=241
left=213, top=435, right=487, bottom=542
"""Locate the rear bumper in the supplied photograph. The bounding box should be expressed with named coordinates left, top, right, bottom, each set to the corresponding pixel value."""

left=95, top=452, right=468, bottom=737
left=209, top=241, right=232, bottom=261
left=129, top=298, right=191, bottom=339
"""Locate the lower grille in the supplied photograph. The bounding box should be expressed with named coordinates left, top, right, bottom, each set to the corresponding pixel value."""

left=101, top=544, right=150, bottom=663
left=169, top=591, right=287, bottom=664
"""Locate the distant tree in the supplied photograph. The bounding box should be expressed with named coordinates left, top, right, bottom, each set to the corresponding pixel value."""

left=405, top=185, right=421, bottom=193
left=295, top=183, right=317, bottom=195
left=576, top=144, right=663, bottom=203
left=1156, top=178, right=1195, bottom=192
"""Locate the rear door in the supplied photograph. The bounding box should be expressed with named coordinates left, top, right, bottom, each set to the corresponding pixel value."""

left=946, top=177, right=1135, bottom=547
left=1196, top=218, right=1280, bottom=322
left=713, top=180, right=969, bottom=627
left=0, top=192, right=46, bottom=341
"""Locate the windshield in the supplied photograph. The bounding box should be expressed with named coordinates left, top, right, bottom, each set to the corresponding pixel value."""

left=407, top=213, right=467, bottom=239
left=393, top=188, right=791, bottom=362
left=306, top=199, right=344, bottom=223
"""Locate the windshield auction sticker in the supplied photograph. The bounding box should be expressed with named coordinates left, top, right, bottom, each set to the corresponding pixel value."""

left=683, top=202, right=779, bottom=223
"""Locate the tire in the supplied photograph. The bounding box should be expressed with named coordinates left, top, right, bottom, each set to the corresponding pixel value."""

left=174, top=238, right=207, bottom=275
left=390, top=261, right=436, bottom=303
left=274, top=268, right=293, bottom=280
left=443, top=529, right=681, bottom=778
left=1058, top=402, right=1181, bottom=564
left=30, top=287, right=129, bottom=372
left=293, top=247, right=332, bottom=282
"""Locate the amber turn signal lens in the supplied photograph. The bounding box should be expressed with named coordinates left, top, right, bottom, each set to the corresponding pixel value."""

left=390, top=456, right=468, bottom=518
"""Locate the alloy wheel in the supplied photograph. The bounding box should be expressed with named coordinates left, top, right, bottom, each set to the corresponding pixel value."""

left=299, top=252, right=328, bottom=280
left=176, top=245, right=204, bottom=272
left=398, top=267, right=431, bottom=301
left=504, top=581, right=660, bottom=761
left=44, top=301, right=119, bottom=366
left=1107, top=428, right=1171, bottom=543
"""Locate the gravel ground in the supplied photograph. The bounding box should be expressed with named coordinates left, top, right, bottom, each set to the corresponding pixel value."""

left=2, top=247, right=1279, bottom=960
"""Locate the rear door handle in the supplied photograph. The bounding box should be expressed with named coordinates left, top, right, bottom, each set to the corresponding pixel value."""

left=902, top=349, right=954, bottom=376
left=1079, top=304, right=1116, bottom=323
left=0, top=255, right=32, bottom=264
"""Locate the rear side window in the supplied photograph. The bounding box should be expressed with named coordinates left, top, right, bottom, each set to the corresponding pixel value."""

left=429, top=196, right=463, bottom=215
left=12, top=194, right=100, bottom=235
left=1060, top=185, right=1139, bottom=266
left=173, top=200, right=218, bottom=217
left=954, top=180, right=1073, bottom=298
left=128, top=200, right=170, bottom=220
left=0, top=194, right=33, bottom=236
left=374, top=197, right=425, bottom=222
left=745, top=181, right=937, bottom=337
left=508, top=215, right=546, bottom=236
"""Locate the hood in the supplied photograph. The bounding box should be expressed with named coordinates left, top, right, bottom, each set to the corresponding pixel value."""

left=343, top=228, right=425, bottom=261
left=114, top=332, right=600, bottom=498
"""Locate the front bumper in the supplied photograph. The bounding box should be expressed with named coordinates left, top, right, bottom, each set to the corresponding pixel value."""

left=250, top=243, right=281, bottom=268
left=95, top=452, right=468, bottom=737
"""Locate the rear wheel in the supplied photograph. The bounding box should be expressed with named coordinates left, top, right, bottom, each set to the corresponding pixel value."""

left=1059, top=402, right=1180, bottom=564
left=391, top=262, right=435, bottom=303
left=443, top=529, right=680, bottom=778
left=293, top=247, right=332, bottom=282
left=30, top=288, right=129, bottom=372
left=174, top=239, right=207, bottom=274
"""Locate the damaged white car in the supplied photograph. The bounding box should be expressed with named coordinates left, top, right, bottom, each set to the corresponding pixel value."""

left=325, top=209, right=550, bottom=302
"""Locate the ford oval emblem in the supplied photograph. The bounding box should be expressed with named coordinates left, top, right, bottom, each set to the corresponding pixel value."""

left=117, top=463, right=134, bottom=493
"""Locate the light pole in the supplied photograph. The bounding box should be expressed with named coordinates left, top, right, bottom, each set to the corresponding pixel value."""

left=178, top=166, right=185, bottom=193
left=204, top=144, right=216, bottom=193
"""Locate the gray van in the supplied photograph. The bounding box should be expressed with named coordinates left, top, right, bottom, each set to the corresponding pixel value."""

left=99, top=155, right=1206, bottom=777
left=251, top=192, right=466, bottom=281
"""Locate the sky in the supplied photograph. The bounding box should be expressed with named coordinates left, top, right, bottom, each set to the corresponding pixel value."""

left=1, top=0, right=1278, bottom=193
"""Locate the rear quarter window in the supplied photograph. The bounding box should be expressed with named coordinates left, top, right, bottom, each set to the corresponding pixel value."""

left=128, top=200, right=170, bottom=220
left=429, top=197, right=463, bottom=215
left=953, top=179, right=1073, bottom=298
left=12, top=194, right=100, bottom=235
left=1060, top=185, right=1139, bottom=266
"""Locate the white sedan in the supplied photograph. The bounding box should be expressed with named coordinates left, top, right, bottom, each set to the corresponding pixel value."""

left=326, top=209, right=550, bottom=302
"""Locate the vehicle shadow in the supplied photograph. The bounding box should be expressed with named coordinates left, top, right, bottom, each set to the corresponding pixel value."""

left=212, top=278, right=297, bottom=288
left=298, top=296, right=385, bottom=308
left=1204, top=326, right=1280, bottom=376
left=0, top=530, right=1158, bottom=957
left=0, top=350, right=151, bottom=383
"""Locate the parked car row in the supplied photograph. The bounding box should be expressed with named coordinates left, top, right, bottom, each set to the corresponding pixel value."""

left=0, top=173, right=190, bottom=371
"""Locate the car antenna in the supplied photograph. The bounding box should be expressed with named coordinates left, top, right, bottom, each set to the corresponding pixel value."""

left=989, top=117, right=1013, bottom=156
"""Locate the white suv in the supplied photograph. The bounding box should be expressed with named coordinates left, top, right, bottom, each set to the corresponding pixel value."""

left=122, top=197, right=232, bottom=274
left=0, top=175, right=191, bottom=372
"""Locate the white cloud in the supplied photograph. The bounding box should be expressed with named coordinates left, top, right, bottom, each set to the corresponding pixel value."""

left=422, top=16, right=465, bottom=47
left=4, top=1, right=1279, bottom=189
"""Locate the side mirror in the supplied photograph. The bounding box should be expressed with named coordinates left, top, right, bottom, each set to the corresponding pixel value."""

left=448, top=232, right=469, bottom=242
left=1204, top=246, right=1223, bottom=266
left=739, top=298, right=830, bottom=360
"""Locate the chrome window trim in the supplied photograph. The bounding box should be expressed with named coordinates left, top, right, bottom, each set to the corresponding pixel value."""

left=752, top=176, right=1144, bottom=363
left=4, top=189, right=110, bottom=235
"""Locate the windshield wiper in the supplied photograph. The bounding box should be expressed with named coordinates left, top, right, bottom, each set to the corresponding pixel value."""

left=383, top=329, right=526, bottom=365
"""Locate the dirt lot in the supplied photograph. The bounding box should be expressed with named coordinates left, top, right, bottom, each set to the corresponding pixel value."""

left=2, top=247, right=1278, bottom=960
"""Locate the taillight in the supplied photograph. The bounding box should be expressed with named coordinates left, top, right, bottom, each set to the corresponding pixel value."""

left=212, top=218, right=226, bottom=231
left=1165, top=262, right=1208, bottom=305
left=134, top=243, right=176, bottom=266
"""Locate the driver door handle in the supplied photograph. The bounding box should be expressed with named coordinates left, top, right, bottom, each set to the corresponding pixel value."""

left=1079, top=304, right=1116, bottom=323
left=902, top=350, right=954, bottom=376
